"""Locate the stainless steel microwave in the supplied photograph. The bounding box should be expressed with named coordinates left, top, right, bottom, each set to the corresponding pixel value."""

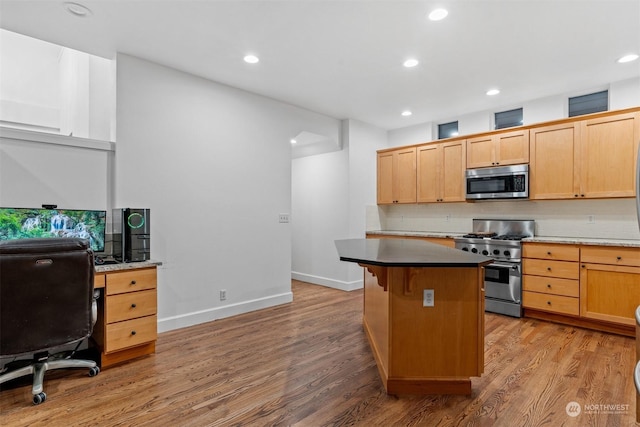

left=465, top=164, right=529, bottom=200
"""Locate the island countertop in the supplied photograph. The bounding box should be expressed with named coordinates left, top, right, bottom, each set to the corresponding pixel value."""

left=335, top=238, right=492, bottom=267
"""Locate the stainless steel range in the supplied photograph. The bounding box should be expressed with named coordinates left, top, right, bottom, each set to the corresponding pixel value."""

left=454, top=219, right=535, bottom=317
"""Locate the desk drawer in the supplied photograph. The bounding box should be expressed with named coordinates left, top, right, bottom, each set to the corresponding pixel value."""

left=523, top=259, right=579, bottom=280
left=523, top=243, right=579, bottom=261
left=105, top=315, right=157, bottom=353
left=581, top=247, right=640, bottom=268
left=523, top=275, right=579, bottom=297
left=106, top=268, right=157, bottom=295
left=106, top=290, right=157, bottom=323
left=523, top=291, right=579, bottom=316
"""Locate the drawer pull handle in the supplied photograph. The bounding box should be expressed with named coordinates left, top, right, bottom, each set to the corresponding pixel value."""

left=547, top=284, right=551, bottom=288
left=547, top=301, right=551, bottom=305
left=131, top=303, right=137, bottom=308
left=547, top=252, right=551, bottom=255
left=131, top=330, right=137, bottom=336
left=130, top=280, right=137, bottom=285
left=547, top=267, right=551, bottom=271
left=616, top=256, right=622, bottom=260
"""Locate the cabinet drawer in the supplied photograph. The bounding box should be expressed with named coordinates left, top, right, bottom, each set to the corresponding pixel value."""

left=522, top=243, right=579, bottom=261
left=523, top=259, right=580, bottom=280
left=522, top=275, right=579, bottom=297
left=94, top=273, right=106, bottom=289
left=105, top=268, right=157, bottom=295
left=105, top=315, right=157, bottom=353
left=106, top=290, right=157, bottom=323
left=523, top=291, right=579, bottom=316
left=581, top=246, right=640, bottom=267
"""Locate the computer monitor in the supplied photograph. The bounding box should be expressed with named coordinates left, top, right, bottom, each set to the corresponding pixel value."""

left=0, top=207, right=106, bottom=253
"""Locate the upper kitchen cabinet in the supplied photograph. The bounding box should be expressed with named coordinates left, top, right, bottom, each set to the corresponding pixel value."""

left=530, top=110, right=640, bottom=200
left=466, top=129, right=529, bottom=169
left=579, top=111, right=639, bottom=198
left=417, top=139, right=466, bottom=203
left=377, top=147, right=417, bottom=204
left=530, top=122, right=581, bottom=199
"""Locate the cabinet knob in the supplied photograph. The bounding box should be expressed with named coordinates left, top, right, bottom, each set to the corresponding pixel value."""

left=580, top=194, right=585, bottom=197
left=131, top=303, right=137, bottom=308
left=130, top=280, right=137, bottom=285
left=547, top=284, right=551, bottom=288
left=547, top=251, right=552, bottom=255
left=547, top=301, right=551, bottom=305
left=496, top=162, right=500, bottom=165
left=574, top=194, right=578, bottom=197
left=616, top=256, right=622, bottom=261
left=547, top=267, right=551, bottom=271
left=131, top=330, right=137, bottom=336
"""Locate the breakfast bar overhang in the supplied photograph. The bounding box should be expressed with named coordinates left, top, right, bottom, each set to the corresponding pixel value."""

left=335, top=238, right=493, bottom=395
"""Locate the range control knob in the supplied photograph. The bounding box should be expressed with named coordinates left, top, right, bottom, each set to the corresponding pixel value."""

left=461, top=247, right=469, bottom=251
left=482, top=250, right=489, bottom=256
left=503, top=250, right=511, bottom=257
left=493, top=249, right=500, bottom=255
left=471, top=248, right=478, bottom=253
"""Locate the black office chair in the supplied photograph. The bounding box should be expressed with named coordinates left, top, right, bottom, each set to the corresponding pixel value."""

left=0, top=238, right=100, bottom=405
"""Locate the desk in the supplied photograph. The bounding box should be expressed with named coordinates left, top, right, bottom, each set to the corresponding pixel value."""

left=93, top=261, right=161, bottom=368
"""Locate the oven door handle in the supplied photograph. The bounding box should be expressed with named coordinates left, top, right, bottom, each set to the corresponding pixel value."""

left=487, top=261, right=519, bottom=270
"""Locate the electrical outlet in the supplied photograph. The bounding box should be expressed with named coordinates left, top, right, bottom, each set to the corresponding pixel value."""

left=423, top=289, right=434, bottom=307
left=220, top=289, right=227, bottom=301
left=445, top=214, right=451, bottom=222
left=279, top=213, right=289, bottom=223
left=587, top=215, right=596, bottom=224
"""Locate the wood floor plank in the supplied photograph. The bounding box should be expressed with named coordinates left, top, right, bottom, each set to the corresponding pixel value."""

left=1, top=280, right=637, bottom=426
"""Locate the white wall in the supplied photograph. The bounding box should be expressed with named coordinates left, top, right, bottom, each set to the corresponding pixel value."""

left=115, top=54, right=342, bottom=332
left=0, top=129, right=111, bottom=212
left=292, top=118, right=387, bottom=290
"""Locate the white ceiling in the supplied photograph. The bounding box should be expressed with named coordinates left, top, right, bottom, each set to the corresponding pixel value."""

left=1, top=0, right=639, bottom=130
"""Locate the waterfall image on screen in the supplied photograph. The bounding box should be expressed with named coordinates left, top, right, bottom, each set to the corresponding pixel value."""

left=0, top=207, right=106, bottom=252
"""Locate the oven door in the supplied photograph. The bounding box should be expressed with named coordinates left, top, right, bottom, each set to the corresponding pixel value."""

left=484, top=261, right=521, bottom=303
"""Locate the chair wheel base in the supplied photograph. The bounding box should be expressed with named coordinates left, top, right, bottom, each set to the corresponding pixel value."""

left=32, top=392, right=46, bottom=405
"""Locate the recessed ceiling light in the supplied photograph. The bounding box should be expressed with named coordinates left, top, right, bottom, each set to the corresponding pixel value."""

left=401, top=111, right=412, bottom=117
left=403, top=59, right=419, bottom=68
left=244, top=55, right=260, bottom=64
left=617, top=54, right=639, bottom=63
left=428, top=8, right=448, bottom=21
left=486, top=89, right=500, bottom=96
left=290, top=139, right=297, bottom=144
left=63, top=2, right=92, bottom=17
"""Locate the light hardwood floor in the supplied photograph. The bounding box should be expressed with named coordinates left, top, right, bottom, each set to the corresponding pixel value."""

left=1, top=280, right=637, bottom=426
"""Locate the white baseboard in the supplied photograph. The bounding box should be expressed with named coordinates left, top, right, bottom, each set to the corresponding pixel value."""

left=157, top=291, right=293, bottom=333
left=291, top=271, right=363, bottom=292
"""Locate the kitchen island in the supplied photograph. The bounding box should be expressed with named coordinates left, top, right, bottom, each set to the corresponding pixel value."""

left=335, top=238, right=492, bottom=395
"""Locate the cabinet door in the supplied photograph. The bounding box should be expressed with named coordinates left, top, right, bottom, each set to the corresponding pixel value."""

left=466, top=135, right=495, bottom=168
left=495, top=130, right=529, bottom=166
left=441, top=140, right=466, bottom=202
left=580, top=263, right=640, bottom=326
left=580, top=112, right=640, bottom=198
left=394, top=147, right=417, bottom=203
left=529, top=123, right=580, bottom=199
left=417, top=144, right=440, bottom=202
left=377, top=152, right=395, bottom=204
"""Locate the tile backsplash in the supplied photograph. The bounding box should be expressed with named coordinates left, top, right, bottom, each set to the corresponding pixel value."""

left=367, top=198, right=640, bottom=240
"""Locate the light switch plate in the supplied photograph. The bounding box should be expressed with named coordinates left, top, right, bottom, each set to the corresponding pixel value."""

left=423, top=289, right=434, bottom=307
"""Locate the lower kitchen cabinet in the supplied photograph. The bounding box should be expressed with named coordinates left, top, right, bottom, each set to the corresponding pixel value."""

left=580, top=247, right=640, bottom=326
left=522, top=243, right=580, bottom=316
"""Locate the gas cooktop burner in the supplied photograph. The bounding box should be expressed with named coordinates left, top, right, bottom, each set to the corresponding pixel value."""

left=493, top=234, right=528, bottom=241
left=462, top=232, right=497, bottom=238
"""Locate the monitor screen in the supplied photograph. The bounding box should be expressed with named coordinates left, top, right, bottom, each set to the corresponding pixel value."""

left=0, top=207, right=106, bottom=253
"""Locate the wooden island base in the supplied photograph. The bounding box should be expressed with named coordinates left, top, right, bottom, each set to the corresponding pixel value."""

left=362, top=264, right=485, bottom=395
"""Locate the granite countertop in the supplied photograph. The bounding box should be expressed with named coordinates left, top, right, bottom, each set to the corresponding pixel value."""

left=335, top=238, right=492, bottom=268
left=95, top=259, right=162, bottom=273
left=366, top=230, right=464, bottom=239
left=367, top=230, right=640, bottom=248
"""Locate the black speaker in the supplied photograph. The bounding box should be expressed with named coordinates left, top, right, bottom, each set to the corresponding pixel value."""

left=112, top=208, right=150, bottom=262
